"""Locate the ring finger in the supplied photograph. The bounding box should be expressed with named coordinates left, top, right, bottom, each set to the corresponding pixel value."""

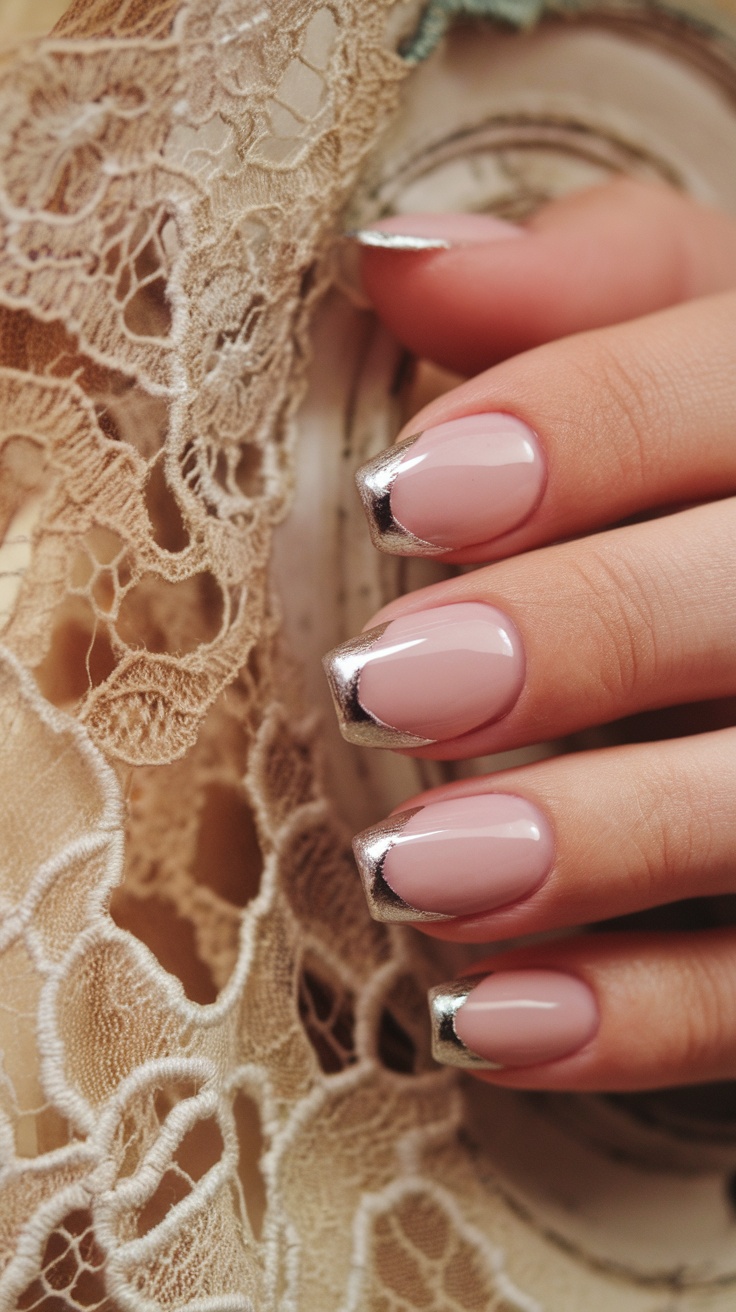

left=351, top=728, right=736, bottom=939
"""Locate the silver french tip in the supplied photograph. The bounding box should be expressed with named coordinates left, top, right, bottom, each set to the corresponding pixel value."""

left=429, top=979, right=504, bottom=1070
left=344, top=229, right=452, bottom=252
left=352, top=810, right=452, bottom=923
left=355, top=435, right=449, bottom=558
left=322, top=626, right=435, bottom=750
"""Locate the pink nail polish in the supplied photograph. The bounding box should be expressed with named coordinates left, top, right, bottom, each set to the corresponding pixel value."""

left=348, top=212, right=525, bottom=251
left=430, top=970, right=599, bottom=1070
left=379, top=794, right=554, bottom=919
left=356, top=414, right=545, bottom=556
left=323, top=602, right=525, bottom=749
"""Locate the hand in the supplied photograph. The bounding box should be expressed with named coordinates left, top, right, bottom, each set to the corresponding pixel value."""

left=323, top=177, right=736, bottom=1092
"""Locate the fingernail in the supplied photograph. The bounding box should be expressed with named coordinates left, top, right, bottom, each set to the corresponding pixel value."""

left=352, top=807, right=452, bottom=923
left=346, top=212, right=524, bottom=251
left=323, top=602, right=524, bottom=749
left=429, top=970, right=599, bottom=1070
left=353, top=794, right=554, bottom=922
left=356, top=414, right=545, bottom=556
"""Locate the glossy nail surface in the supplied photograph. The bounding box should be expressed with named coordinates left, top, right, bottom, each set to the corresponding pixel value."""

left=323, top=602, right=524, bottom=749
left=357, top=414, right=545, bottom=555
left=430, top=970, right=599, bottom=1069
left=352, top=808, right=452, bottom=923
left=348, top=211, right=524, bottom=250
left=379, top=794, right=554, bottom=919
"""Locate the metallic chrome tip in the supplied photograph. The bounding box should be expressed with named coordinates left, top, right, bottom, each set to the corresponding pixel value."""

left=352, top=810, right=452, bottom=923
left=428, top=979, right=504, bottom=1070
left=355, top=435, right=448, bottom=558
left=344, top=229, right=452, bottom=252
left=322, top=626, right=435, bottom=750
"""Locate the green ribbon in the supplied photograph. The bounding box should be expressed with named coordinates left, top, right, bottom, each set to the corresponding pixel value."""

left=400, top=0, right=580, bottom=61
left=400, top=0, right=736, bottom=62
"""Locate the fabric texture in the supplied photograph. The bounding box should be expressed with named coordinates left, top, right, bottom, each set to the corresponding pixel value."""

left=3, top=2, right=736, bottom=1310
left=0, top=3, right=541, bottom=1308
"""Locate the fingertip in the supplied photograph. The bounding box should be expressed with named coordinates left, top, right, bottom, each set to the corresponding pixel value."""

left=353, top=210, right=525, bottom=248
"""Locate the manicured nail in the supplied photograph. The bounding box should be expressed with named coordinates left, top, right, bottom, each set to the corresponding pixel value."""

left=353, top=794, right=554, bottom=922
left=347, top=212, right=524, bottom=251
left=323, top=601, right=524, bottom=749
left=429, top=970, right=599, bottom=1070
left=352, top=807, right=451, bottom=923
left=356, top=414, right=545, bottom=555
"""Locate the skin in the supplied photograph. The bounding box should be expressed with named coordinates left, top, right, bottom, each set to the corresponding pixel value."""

left=355, top=177, right=736, bottom=1092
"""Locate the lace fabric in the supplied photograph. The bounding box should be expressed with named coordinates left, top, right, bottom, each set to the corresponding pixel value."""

left=0, top=3, right=544, bottom=1308
left=4, top=1, right=736, bottom=1309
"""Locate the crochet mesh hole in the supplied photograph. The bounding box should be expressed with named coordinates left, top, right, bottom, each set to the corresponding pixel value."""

left=0, top=512, right=37, bottom=626
left=115, top=570, right=224, bottom=654
left=234, top=443, right=264, bottom=499
left=233, top=1088, right=267, bottom=1240
left=114, top=1082, right=202, bottom=1181
left=86, top=526, right=125, bottom=567
left=116, top=208, right=174, bottom=339
left=0, top=436, right=45, bottom=532
left=143, top=458, right=189, bottom=552
left=298, top=952, right=356, bottom=1074
left=377, top=1006, right=417, bottom=1077
left=301, top=8, right=338, bottom=68
left=110, top=889, right=219, bottom=1004
left=95, top=387, right=169, bottom=456
left=134, top=1116, right=224, bottom=1235
left=378, top=974, right=433, bottom=1076
left=16, top=1209, right=112, bottom=1311
left=122, top=276, right=171, bottom=339
left=277, top=58, right=325, bottom=119
left=0, top=440, right=44, bottom=630
left=192, top=781, right=263, bottom=907
left=152, top=1080, right=199, bottom=1124
left=34, top=602, right=117, bottom=706
left=15, top=1104, right=74, bottom=1160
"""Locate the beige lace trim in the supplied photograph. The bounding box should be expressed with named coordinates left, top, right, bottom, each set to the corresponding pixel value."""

left=0, top=3, right=545, bottom=1308
left=8, top=0, right=736, bottom=1305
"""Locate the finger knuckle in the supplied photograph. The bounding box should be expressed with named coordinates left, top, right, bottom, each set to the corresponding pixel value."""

left=675, top=950, right=736, bottom=1070
left=628, top=757, right=707, bottom=899
left=579, top=339, right=675, bottom=488
left=568, top=543, right=660, bottom=703
left=577, top=338, right=650, bottom=488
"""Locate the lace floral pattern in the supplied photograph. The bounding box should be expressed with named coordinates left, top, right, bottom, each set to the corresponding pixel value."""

left=0, top=2, right=543, bottom=1308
